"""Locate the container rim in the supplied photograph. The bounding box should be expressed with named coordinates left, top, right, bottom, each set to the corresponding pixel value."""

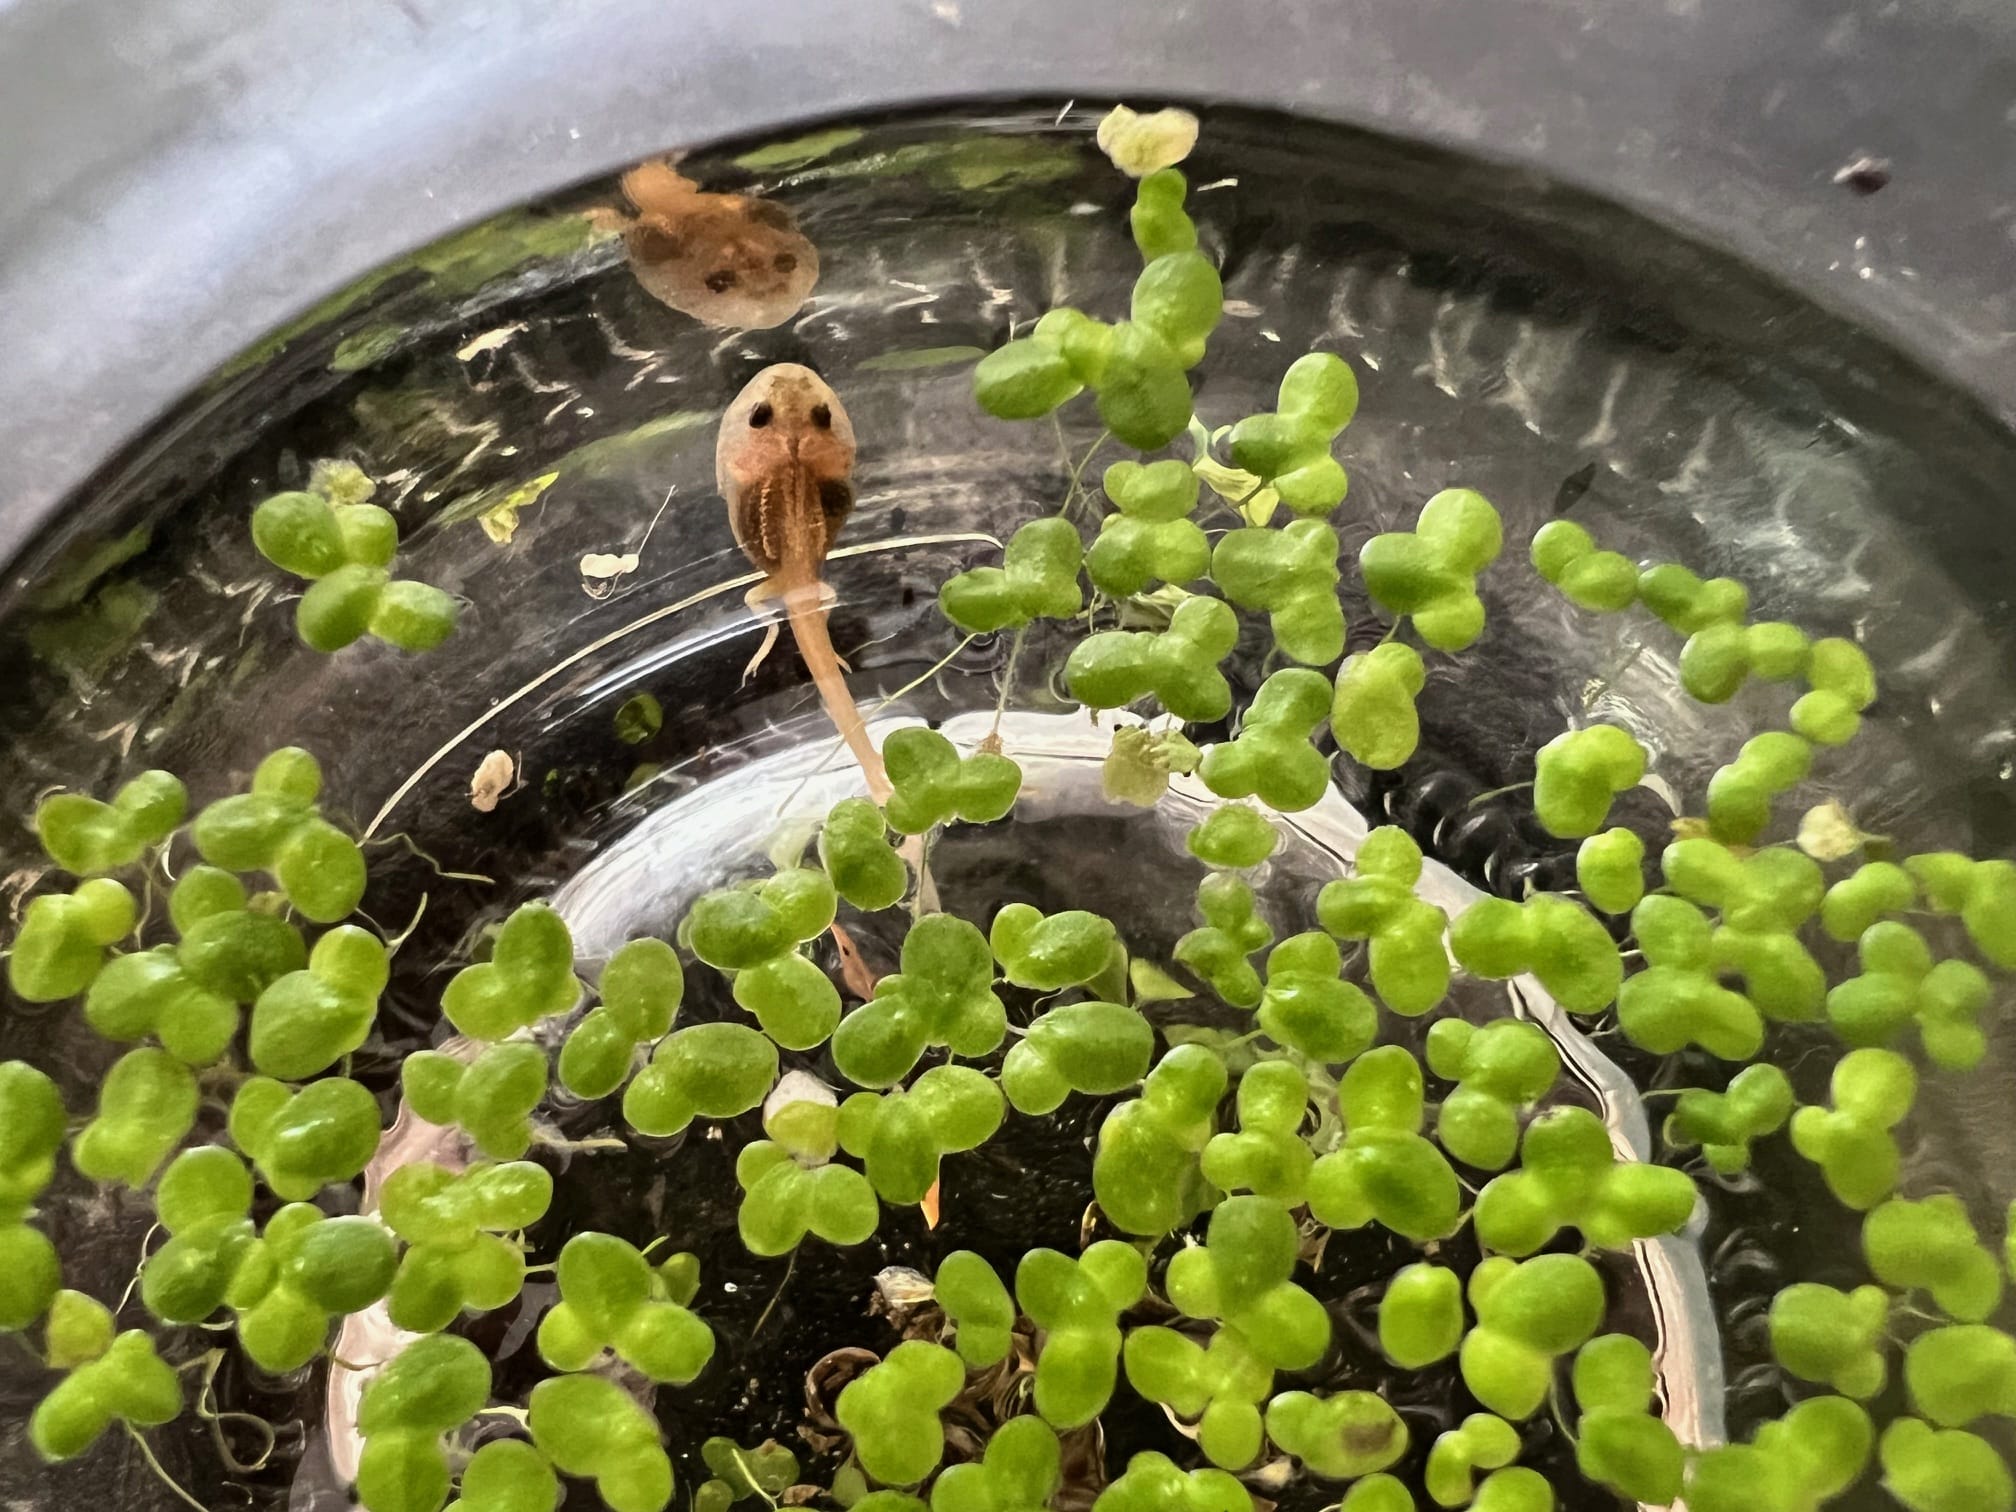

left=1, top=0, right=2011, bottom=571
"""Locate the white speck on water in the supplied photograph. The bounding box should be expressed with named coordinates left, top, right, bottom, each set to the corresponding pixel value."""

left=724, top=1282, right=740, bottom=1294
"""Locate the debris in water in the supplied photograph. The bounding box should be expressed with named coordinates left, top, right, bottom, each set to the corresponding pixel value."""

left=469, top=749, right=516, bottom=812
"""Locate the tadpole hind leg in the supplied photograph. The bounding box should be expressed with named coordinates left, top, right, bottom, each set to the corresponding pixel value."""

left=742, top=620, right=783, bottom=685
left=741, top=583, right=783, bottom=684
left=743, top=580, right=852, bottom=679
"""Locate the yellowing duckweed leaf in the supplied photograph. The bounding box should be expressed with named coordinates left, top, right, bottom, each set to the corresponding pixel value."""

left=1160, top=730, right=1202, bottom=775
left=1113, top=583, right=1193, bottom=631
left=1195, top=456, right=1278, bottom=525
left=1096, top=105, right=1201, bottom=177
left=1188, top=417, right=1278, bottom=524
left=1103, top=727, right=1171, bottom=807
left=1129, top=959, right=1193, bottom=1003
left=1101, top=726, right=1204, bottom=807
left=473, top=472, right=559, bottom=543
left=1797, top=800, right=1873, bottom=861
left=308, top=459, right=377, bottom=507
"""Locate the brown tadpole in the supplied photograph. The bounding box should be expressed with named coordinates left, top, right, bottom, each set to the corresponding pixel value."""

left=617, top=158, right=820, bottom=329
left=717, top=362, right=887, bottom=799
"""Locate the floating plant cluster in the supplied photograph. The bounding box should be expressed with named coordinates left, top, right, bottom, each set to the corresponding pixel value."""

left=4, top=113, right=2015, bottom=1512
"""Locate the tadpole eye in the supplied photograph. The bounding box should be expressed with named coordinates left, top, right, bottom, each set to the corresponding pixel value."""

left=772, top=251, right=798, bottom=273
left=810, top=403, right=832, bottom=429
left=704, top=268, right=739, bottom=293
left=749, top=402, right=773, bottom=429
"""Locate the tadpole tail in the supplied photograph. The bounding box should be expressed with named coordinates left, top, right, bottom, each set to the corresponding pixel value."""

left=782, top=581, right=891, bottom=802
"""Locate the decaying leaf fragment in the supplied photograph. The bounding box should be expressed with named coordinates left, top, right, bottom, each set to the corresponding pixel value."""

left=476, top=471, right=559, bottom=544
left=308, top=459, right=378, bottom=508
left=470, top=749, right=516, bottom=812
left=580, top=550, right=641, bottom=583
left=1102, top=725, right=1202, bottom=807
left=581, top=485, right=676, bottom=598
left=1798, top=799, right=1878, bottom=861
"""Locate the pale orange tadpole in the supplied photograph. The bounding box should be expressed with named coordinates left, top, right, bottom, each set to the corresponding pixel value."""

left=716, top=363, right=888, bottom=800
left=618, top=160, right=819, bottom=330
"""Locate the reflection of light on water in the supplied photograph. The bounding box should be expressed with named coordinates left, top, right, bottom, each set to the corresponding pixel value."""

left=550, top=708, right=1725, bottom=1467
